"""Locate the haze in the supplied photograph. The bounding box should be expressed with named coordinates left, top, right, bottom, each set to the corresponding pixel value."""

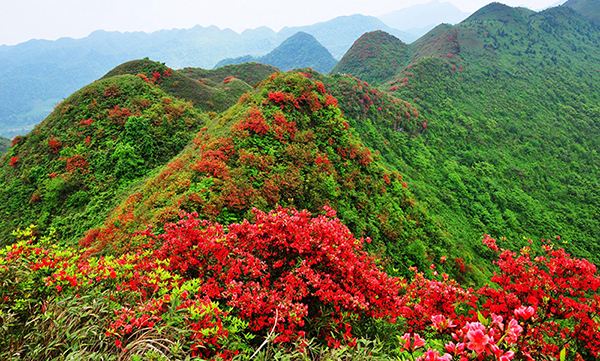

left=0, top=0, right=564, bottom=45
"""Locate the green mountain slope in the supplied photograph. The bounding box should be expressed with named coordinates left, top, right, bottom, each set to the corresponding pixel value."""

left=0, top=74, right=207, bottom=244
left=103, top=58, right=254, bottom=113
left=83, top=72, right=455, bottom=278
left=332, top=31, right=409, bottom=84
left=337, top=4, right=600, bottom=262
left=180, top=62, right=279, bottom=86
left=217, top=32, right=338, bottom=73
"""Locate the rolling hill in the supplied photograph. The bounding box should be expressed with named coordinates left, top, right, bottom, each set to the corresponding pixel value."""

left=0, top=70, right=208, bottom=243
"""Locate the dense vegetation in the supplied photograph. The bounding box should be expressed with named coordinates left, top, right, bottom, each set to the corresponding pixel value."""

left=82, top=72, right=449, bottom=278
left=332, top=31, right=409, bottom=84
left=217, top=32, right=338, bottom=73
left=335, top=3, right=600, bottom=265
left=0, top=73, right=207, bottom=244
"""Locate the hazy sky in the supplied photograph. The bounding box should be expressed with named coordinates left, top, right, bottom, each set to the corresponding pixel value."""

left=0, top=0, right=564, bottom=45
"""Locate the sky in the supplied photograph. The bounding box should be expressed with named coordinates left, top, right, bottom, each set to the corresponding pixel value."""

left=0, top=0, right=564, bottom=45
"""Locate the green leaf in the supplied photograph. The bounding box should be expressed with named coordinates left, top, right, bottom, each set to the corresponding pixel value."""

left=560, top=347, right=566, bottom=361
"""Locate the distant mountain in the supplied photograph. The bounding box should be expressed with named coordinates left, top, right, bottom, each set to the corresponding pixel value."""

left=380, top=0, right=469, bottom=40
left=0, top=15, right=407, bottom=137
left=280, top=15, right=411, bottom=57
left=217, top=32, right=337, bottom=73
left=332, top=31, right=409, bottom=84
left=0, top=137, right=9, bottom=153
left=565, top=0, right=600, bottom=24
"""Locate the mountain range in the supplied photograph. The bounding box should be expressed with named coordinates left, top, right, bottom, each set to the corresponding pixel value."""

left=0, top=2, right=473, bottom=138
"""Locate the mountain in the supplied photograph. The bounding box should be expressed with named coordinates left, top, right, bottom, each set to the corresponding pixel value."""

left=102, top=58, right=257, bottom=113
left=0, top=15, right=407, bottom=138
left=0, top=67, right=208, bottom=243
left=565, top=0, right=600, bottom=24
left=81, top=71, right=448, bottom=275
left=279, top=14, right=411, bottom=57
left=217, top=32, right=338, bottom=73
left=380, top=0, right=470, bottom=40
left=0, top=137, right=9, bottom=153
left=332, top=31, right=409, bottom=84
left=335, top=3, right=600, bottom=263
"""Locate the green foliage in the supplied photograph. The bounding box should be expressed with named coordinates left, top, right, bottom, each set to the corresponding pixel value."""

left=332, top=31, right=409, bottom=84
left=0, top=75, right=206, bottom=244
left=337, top=4, right=600, bottom=268
left=181, top=62, right=279, bottom=86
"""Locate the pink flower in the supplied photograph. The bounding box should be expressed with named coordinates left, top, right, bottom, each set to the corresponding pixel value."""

left=514, top=305, right=535, bottom=320
left=466, top=322, right=490, bottom=354
left=417, top=349, right=453, bottom=361
left=500, top=351, right=515, bottom=361
left=491, top=314, right=504, bottom=330
left=505, top=319, right=523, bottom=344
left=400, top=333, right=426, bottom=351
left=432, top=314, right=457, bottom=331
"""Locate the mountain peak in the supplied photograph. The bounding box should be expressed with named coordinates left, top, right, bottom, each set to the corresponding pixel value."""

left=332, top=31, right=409, bottom=83
left=216, top=32, right=337, bottom=73
left=465, top=2, right=535, bottom=23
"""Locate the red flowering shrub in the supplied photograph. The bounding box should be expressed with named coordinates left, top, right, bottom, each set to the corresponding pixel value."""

left=47, top=136, right=62, bottom=154
left=233, top=108, right=269, bottom=135
left=154, top=207, right=403, bottom=343
left=476, top=237, right=600, bottom=359
left=8, top=156, right=19, bottom=167
left=65, top=154, right=89, bottom=172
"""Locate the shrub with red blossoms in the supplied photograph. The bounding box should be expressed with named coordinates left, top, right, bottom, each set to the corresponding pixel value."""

left=154, top=206, right=403, bottom=343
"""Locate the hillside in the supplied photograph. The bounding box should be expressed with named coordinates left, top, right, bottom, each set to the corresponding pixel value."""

left=82, top=72, right=451, bottom=278
left=102, top=58, right=255, bottom=113
left=0, top=73, right=207, bottom=244
left=332, top=31, right=409, bottom=84
left=337, top=3, right=600, bottom=262
left=216, top=32, right=338, bottom=73
left=180, top=62, right=279, bottom=86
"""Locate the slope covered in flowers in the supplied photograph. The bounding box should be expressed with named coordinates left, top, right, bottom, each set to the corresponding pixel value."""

left=0, top=74, right=207, bottom=244
left=82, top=72, right=448, bottom=276
left=1, top=207, right=598, bottom=360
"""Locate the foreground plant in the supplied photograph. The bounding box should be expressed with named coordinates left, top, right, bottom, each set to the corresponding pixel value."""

left=1, top=210, right=598, bottom=360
